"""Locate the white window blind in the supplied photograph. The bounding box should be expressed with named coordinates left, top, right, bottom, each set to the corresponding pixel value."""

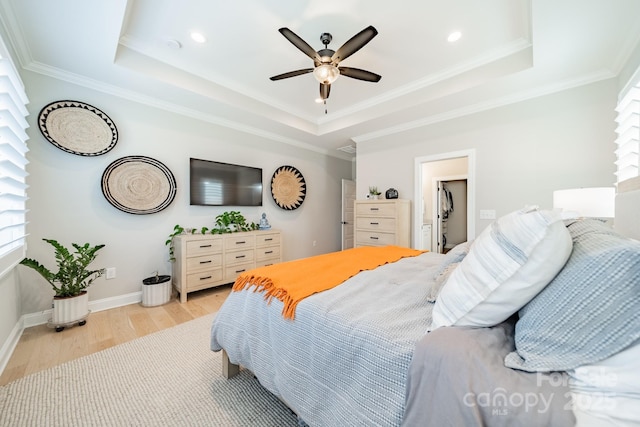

left=614, top=80, right=640, bottom=184
left=0, top=37, right=29, bottom=278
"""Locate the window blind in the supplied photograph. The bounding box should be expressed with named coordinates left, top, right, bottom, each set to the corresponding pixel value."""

left=0, top=37, right=29, bottom=278
left=614, top=80, right=640, bottom=184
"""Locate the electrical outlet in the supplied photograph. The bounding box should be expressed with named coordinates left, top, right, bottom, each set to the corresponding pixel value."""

left=480, top=209, right=496, bottom=220
left=106, top=267, right=116, bottom=279
left=312, top=240, right=317, bottom=247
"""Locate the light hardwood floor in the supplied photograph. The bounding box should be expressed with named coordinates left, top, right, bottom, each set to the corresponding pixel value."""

left=0, top=285, right=232, bottom=386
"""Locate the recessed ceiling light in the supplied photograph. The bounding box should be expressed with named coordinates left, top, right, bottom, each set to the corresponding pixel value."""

left=447, top=31, right=462, bottom=43
left=190, top=31, right=207, bottom=43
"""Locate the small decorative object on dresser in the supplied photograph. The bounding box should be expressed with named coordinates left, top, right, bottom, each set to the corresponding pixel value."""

left=385, top=188, right=399, bottom=199
left=368, top=186, right=382, bottom=199
left=354, top=199, right=410, bottom=247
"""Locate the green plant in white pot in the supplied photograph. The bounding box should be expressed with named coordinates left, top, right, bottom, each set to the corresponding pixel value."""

left=20, top=239, right=106, bottom=332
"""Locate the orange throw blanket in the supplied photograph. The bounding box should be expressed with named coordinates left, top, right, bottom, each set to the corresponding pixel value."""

left=233, top=245, right=424, bottom=319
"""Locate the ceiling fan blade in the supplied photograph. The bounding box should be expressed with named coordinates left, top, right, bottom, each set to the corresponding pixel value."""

left=320, top=83, right=331, bottom=100
left=339, top=67, right=381, bottom=82
left=279, top=28, right=322, bottom=64
left=270, top=69, right=314, bottom=81
left=331, top=26, right=378, bottom=64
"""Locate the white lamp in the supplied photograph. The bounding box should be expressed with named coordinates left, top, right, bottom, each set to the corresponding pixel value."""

left=313, top=64, right=340, bottom=84
left=552, top=187, right=615, bottom=218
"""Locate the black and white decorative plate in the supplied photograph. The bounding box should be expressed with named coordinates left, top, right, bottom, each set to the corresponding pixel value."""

left=101, top=156, right=176, bottom=215
left=38, top=100, right=118, bottom=156
left=271, top=165, right=306, bottom=210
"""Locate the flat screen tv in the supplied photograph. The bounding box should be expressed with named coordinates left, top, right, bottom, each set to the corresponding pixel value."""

left=190, top=158, right=263, bottom=206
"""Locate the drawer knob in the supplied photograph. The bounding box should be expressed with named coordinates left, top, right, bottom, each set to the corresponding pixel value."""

left=265, top=238, right=273, bottom=241
left=200, top=244, right=212, bottom=248
left=236, top=255, right=245, bottom=259
left=200, top=275, right=212, bottom=280
left=236, top=269, right=246, bottom=274
left=199, top=260, right=212, bottom=264
left=265, top=250, right=273, bottom=254
left=236, top=241, right=246, bottom=245
left=370, top=236, right=379, bottom=240
left=370, top=208, right=379, bottom=211
left=370, top=222, right=379, bottom=225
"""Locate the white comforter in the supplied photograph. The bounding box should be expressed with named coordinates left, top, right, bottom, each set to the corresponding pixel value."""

left=210, top=251, right=444, bottom=426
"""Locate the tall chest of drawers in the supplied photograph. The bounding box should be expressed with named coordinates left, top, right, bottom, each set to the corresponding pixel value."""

left=354, top=199, right=411, bottom=247
left=172, top=229, right=281, bottom=302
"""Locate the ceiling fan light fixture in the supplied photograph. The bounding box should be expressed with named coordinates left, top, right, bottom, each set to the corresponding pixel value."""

left=313, top=64, right=340, bottom=84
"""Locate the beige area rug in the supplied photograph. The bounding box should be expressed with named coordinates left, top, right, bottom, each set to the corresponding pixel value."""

left=0, top=313, right=298, bottom=426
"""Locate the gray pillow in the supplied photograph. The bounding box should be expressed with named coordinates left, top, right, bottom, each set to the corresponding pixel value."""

left=505, top=219, right=640, bottom=372
left=428, top=262, right=459, bottom=302
left=432, top=241, right=471, bottom=279
left=427, top=241, right=471, bottom=303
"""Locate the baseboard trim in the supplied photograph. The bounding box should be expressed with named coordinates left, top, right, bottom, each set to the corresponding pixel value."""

left=0, top=318, right=23, bottom=377
left=1, top=291, right=143, bottom=378
left=22, top=291, right=143, bottom=328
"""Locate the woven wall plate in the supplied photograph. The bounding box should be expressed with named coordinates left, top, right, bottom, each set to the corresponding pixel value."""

left=271, top=165, right=306, bottom=210
left=38, top=100, right=118, bottom=156
left=101, top=156, right=176, bottom=215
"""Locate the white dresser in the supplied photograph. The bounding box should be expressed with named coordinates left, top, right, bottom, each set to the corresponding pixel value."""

left=354, top=199, right=411, bottom=247
left=172, top=229, right=281, bottom=302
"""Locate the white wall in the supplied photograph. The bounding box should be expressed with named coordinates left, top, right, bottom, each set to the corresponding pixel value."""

left=19, top=71, right=353, bottom=314
left=356, top=79, right=618, bottom=246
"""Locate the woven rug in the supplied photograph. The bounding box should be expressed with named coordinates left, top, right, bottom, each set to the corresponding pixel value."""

left=0, top=313, right=297, bottom=426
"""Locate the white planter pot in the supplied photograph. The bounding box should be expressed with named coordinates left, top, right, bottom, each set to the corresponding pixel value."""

left=52, top=292, right=89, bottom=324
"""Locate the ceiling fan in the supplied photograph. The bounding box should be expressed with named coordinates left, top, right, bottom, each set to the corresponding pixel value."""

left=270, top=26, right=382, bottom=102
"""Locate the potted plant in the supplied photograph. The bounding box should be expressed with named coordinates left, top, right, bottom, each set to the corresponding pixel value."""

left=369, top=186, right=382, bottom=199
left=20, top=239, right=106, bottom=332
left=214, top=210, right=258, bottom=233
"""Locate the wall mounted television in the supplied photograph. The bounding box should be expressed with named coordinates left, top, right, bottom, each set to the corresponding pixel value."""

left=189, top=158, right=263, bottom=206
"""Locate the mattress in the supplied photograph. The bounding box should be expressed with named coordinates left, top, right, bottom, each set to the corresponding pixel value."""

left=211, top=251, right=444, bottom=426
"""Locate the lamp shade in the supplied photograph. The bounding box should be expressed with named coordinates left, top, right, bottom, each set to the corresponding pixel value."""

left=553, top=187, right=615, bottom=218
left=313, top=64, right=340, bottom=84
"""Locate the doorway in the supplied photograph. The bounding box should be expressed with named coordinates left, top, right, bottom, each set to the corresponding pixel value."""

left=434, top=177, right=468, bottom=253
left=413, top=150, right=476, bottom=251
left=341, top=179, right=356, bottom=250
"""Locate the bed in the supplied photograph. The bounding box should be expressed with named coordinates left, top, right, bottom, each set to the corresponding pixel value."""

left=210, top=184, right=640, bottom=426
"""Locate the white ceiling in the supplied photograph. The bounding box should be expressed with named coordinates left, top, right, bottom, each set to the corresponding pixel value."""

left=1, top=0, right=639, bottom=158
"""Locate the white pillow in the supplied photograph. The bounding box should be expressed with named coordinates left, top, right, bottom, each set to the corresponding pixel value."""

left=430, top=206, right=571, bottom=330
left=569, top=342, right=640, bottom=426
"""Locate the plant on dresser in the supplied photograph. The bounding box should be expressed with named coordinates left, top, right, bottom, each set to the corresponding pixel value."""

left=165, top=211, right=259, bottom=261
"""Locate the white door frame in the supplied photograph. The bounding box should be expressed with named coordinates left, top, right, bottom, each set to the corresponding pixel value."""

left=413, top=149, right=476, bottom=249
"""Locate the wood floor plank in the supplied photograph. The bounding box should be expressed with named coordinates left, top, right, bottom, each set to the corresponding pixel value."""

left=0, top=285, right=231, bottom=386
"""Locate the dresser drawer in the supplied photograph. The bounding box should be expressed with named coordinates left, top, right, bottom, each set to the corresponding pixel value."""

left=356, top=231, right=397, bottom=246
left=224, top=248, right=255, bottom=265
left=355, top=202, right=396, bottom=217
left=224, top=261, right=254, bottom=281
left=186, top=269, right=223, bottom=290
left=355, top=217, right=396, bottom=232
left=256, top=245, right=280, bottom=261
left=224, top=234, right=255, bottom=250
left=186, top=254, right=222, bottom=272
left=256, top=233, right=280, bottom=247
left=256, top=259, right=279, bottom=268
left=186, top=238, right=222, bottom=257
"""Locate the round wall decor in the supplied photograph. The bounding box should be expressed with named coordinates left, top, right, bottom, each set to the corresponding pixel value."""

left=101, top=156, right=176, bottom=215
left=38, top=100, right=118, bottom=156
left=271, top=165, right=306, bottom=210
